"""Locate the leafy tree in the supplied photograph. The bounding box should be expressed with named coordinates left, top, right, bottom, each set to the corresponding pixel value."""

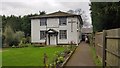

left=67, top=9, right=91, bottom=28
left=39, top=11, right=46, bottom=15
left=2, top=11, right=46, bottom=37
left=21, top=16, right=31, bottom=37
left=90, top=2, right=120, bottom=32
left=4, top=26, right=15, bottom=47
left=2, top=11, right=47, bottom=46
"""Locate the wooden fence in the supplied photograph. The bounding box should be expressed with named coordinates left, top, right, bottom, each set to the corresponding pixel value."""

left=95, top=28, right=120, bottom=67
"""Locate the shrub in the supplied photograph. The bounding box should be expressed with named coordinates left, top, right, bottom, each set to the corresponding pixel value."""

left=58, top=56, right=64, bottom=63
left=21, top=38, right=26, bottom=44
left=10, top=31, right=25, bottom=46
left=26, top=36, right=31, bottom=43
left=4, top=26, right=25, bottom=47
left=4, top=26, right=15, bottom=47
left=15, top=31, right=25, bottom=43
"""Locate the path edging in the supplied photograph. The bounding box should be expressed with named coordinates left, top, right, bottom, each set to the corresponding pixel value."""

left=61, top=46, right=78, bottom=67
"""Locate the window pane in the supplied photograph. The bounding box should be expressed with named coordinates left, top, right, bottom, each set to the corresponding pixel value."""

left=59, top=17, right=67, bottom=25
left=40, top=18, right=47, bottom=26
left=40, top=31, right=46, bottom=40
left=59, top=30, right=67, bottom=39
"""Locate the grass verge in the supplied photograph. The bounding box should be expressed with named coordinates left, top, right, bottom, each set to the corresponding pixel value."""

left=90, top=46, right=102, bottom=66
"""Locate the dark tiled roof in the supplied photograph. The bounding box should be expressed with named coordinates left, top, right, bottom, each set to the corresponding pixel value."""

left=30, top=11, right=79, bottom=19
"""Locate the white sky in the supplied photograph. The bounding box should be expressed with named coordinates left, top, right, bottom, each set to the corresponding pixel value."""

left=1, top=0, right=92, bottom=26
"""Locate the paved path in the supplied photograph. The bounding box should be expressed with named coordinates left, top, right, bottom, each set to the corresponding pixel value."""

left=65, top=42, right=96, bottom=66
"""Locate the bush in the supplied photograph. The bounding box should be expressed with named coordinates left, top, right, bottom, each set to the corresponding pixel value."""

left=21, top=38, right=26, bottom=44
left=26, top=36, right=31, bottom=43
left=15, top=31, right=25, bottom=44
left=4, top=26, right=15, bottom=47
left=58, top=56, right=64, bottom=63
left=4, top=26, right=25, bottom=47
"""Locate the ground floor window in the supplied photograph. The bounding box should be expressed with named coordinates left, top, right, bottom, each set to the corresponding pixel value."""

left=59, top=30, right=67, bottom=39
left=40, top=31, right=46, bottom=40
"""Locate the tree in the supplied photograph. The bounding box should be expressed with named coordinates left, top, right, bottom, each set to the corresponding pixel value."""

left=67, top=9, right=91, bottom=28
left=2, top=12, right=46, bottom=38
left=21, top=16, right=31, bottom=37
left=4, top=26, right=15, bottom=47
left=39, top=11, right=46, bottom=15
left=67, top=10, right=75, bottom=14
left=2, top=11, right=47, bottom=46
left=90, top=2, right=120, bottom=32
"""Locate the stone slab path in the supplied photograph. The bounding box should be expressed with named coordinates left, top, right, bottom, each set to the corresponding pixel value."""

left=65, top=42, right=96, bottom=66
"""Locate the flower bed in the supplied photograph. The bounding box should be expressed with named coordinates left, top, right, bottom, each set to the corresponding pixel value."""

left=44, top=45, right=77, bottom=67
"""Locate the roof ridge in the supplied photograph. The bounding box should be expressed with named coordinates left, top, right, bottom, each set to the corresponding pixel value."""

left=30, top=10, right=80, bottom=19
left=47, top=11, right=77, bottom=15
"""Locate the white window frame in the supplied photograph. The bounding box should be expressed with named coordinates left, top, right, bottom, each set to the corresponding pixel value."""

left=40, top=31, right=46, bottom=40
left=40, top=18, right=47, bottom=26
left=59, top=17, right=67, bottom=25
left=59, top=30, right=67, bottom=39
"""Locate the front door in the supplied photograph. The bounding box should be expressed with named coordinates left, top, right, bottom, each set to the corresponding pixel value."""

left=50, top=35, right=56, bottom=45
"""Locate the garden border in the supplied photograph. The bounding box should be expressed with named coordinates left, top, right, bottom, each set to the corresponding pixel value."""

left=61, top=45, right=77, bottom=67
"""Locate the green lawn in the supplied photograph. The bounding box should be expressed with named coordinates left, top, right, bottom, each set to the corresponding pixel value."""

left=2, top=46, right=66, bottom=66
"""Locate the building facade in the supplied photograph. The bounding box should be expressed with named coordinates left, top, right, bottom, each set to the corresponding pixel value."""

left=30, top=11, right=83, bottom=45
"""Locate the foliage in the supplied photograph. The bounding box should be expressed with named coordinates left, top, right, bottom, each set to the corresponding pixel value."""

left=2, top=12, right=45, bottom=46
left=58, top=56, right=64, bottom=63
left=67, top=9, right=91, bottom=27
left=48, top=45, right=76, bottom=67
left=2, top=34, right=5, bottom=45
left=39, top=11, right=46, bottom=15
left=90, top=2, right=120, bottom=32
left=4, top=26, right=15, bottom=47
left=3, top=26, right=26, bottom=47
left=26, top=36, right=31, bottom=43
left=14, top=31, right=25, bottom=44
left=21, top=38, right=26, bottom=44
left=2, top=12, right=46, bottom=37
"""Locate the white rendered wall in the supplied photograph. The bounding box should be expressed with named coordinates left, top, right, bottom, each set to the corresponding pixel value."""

left=31, top=19, right=46, bottom=43
left=31, top=16, right=82, bottom=44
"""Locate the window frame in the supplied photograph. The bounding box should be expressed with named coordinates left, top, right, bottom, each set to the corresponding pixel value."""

left=40, top=18, right=47, bottom=26
left=59, top=30, right=67, bottom=39
left=40, top=30, right=46, bottom=40
left=59, top=17, right=67, bottom=26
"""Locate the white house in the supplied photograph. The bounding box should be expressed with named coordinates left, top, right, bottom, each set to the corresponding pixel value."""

left=30, top=11, right=83, bottom=45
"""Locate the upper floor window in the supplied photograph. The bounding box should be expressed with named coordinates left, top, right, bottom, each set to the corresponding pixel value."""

left=59, top=30, right=67, bottom=39
left=59, top=17, right=67, bottom=25
left=40, top=18, right=47, bottom=26
left=40, top=31, right=46, bottom=40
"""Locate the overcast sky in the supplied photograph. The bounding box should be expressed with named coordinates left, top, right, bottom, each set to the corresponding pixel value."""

left=1, top=0, right=92, bottom=26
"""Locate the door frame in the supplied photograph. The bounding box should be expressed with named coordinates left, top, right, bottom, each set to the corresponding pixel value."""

left=48, top=34, right=58, bottom=45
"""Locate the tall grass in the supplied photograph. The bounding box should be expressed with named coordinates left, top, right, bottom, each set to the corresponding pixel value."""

left=90, top=46, right=102, bottom=66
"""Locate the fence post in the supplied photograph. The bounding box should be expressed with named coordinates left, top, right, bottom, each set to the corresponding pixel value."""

left=43, top=53, right=48, bottom=67
left=103, top=30, right=107, bottom=68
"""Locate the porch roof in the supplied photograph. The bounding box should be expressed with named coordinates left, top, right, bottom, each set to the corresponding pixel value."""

left=46, top=29, right=58, bottom=34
